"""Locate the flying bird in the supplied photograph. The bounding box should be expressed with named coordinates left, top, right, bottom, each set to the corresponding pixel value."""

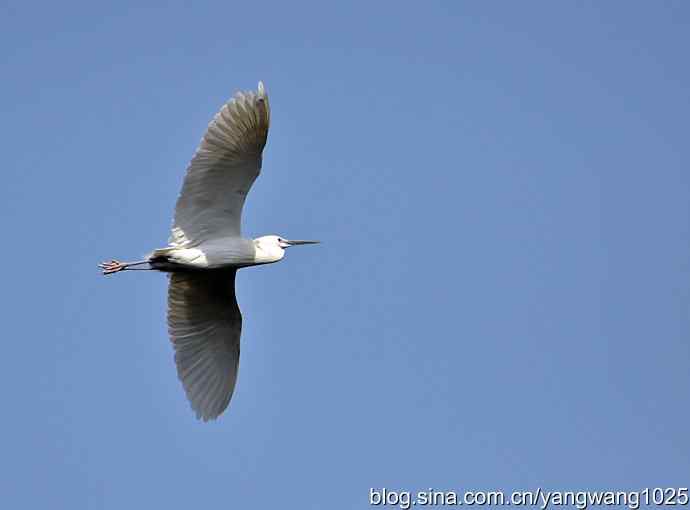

left=100, top=82, right=318, bottom=421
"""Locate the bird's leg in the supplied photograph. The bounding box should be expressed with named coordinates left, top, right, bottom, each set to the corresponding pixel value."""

left=99, top=259, right=151, bottom=275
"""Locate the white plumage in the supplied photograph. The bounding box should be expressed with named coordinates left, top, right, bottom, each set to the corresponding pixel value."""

left=168, top=271, right=241, bottom=420
left=101, top=82, right=318, bottom=421
left=170, top=82, right=269, bottom=247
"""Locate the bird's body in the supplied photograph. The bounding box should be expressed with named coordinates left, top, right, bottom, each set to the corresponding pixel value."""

left=149, top=237, right=261, bottom=271
left=100, top=82, right=317, bottom=421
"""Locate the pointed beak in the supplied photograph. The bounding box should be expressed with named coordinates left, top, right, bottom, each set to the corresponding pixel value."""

left=286, top=239, right=320, bottom=246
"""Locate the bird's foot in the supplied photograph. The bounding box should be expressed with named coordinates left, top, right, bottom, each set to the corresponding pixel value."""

left=99, top=260, right=125, bottom=275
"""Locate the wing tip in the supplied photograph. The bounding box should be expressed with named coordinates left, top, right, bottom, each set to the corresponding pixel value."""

left=196, top=409, right=220, bottom=422
left=192, top=392, right=232, bottom=422
left=256, top=81, right=270, bottom=131
left=257, top=80, right=266, bottom=97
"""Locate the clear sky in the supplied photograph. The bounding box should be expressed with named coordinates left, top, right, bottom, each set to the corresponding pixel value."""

left=2, top=1, right=689, bottom=508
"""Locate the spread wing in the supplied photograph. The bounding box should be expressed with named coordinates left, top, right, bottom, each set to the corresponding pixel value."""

left=167, top=270, right=241, bottom=421
left=170, top=82, right=270, bottom=247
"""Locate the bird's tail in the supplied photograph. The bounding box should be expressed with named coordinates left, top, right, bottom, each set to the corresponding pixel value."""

left=149, top=247, right=177, bottom=258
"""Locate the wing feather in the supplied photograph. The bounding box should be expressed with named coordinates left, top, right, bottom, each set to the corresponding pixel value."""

left=167, top=270, right=242, bottom=421
left=170, top=82, right=270, bottom=247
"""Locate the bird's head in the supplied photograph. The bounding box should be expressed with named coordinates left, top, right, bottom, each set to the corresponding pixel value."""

left=253, top=235, right=319, bottom=264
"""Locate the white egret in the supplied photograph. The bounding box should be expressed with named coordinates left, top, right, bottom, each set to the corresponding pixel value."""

left=100, top=82, right=318, bottom=421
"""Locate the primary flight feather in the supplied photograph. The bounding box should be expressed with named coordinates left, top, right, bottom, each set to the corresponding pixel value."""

left=100, top=82, right=318, bottom=421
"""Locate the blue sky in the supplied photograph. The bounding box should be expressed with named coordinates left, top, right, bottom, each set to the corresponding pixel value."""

left=2, top=1, right=689, bottom=508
